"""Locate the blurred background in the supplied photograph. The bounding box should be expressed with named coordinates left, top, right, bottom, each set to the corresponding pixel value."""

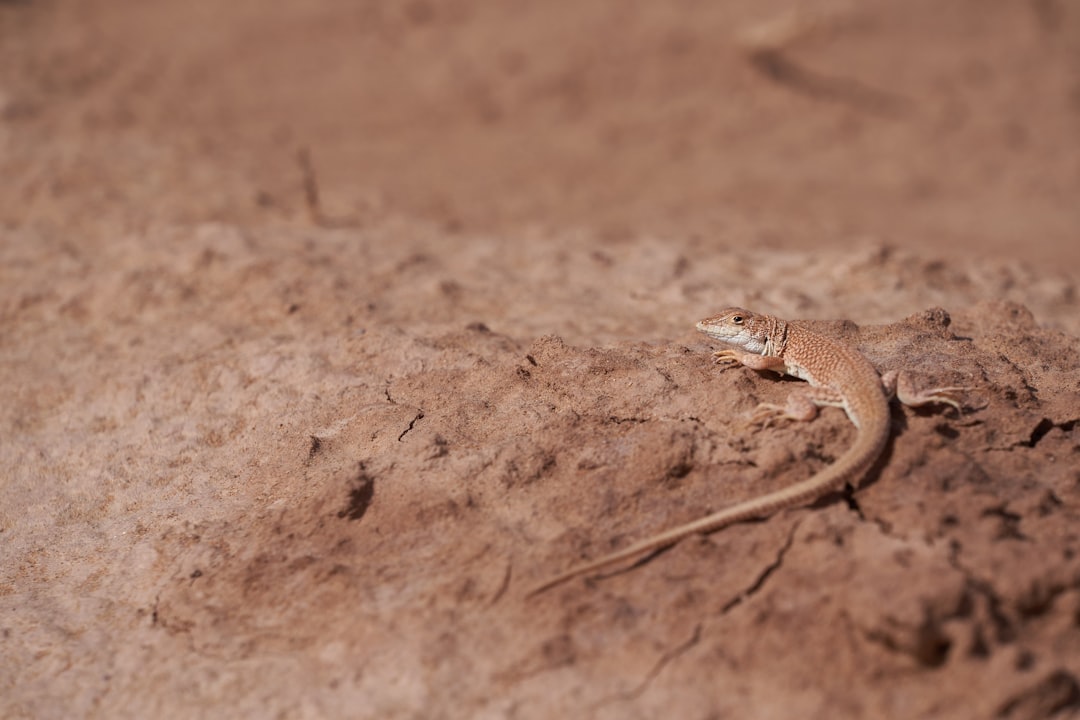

left=1, top=0, right=1077, bottom=270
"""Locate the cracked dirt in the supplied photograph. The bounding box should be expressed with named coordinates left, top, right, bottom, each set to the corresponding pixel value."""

left=3, top=1, right=1080, bottom=718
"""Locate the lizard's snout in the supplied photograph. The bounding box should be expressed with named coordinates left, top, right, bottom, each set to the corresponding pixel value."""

left=696, top=319, right=723, bottom=337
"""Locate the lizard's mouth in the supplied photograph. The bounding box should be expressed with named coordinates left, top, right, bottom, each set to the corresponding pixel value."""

left=695, top=321, right=724, bottom=338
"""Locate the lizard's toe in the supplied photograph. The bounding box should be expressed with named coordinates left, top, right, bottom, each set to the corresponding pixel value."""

left=747, top=403, right=790, bottom=429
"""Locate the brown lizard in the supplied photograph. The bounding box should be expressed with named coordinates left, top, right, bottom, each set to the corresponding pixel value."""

left=530, top=307, right=965, bottom=595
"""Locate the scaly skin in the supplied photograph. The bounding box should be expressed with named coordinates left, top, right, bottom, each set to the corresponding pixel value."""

left=530, top=308, right=964, bottom=596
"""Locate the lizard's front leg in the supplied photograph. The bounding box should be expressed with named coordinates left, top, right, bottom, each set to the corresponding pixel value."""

left=712, top=348, right=789, bottom=374
left=710, top=347, right=844, bottom=425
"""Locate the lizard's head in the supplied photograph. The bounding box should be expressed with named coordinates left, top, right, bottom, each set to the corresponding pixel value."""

left=696, top=307, right=769, bottom=353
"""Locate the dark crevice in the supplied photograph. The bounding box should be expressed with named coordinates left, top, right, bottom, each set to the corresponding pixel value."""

left=307, top=435, right=322, bottom=460
left=843, top=486, right=902, bottom=540
left=934, top=424, right=960, bottom=440
left=996, top=670, right=1080, bottom=719
left=747, top=48, right=908, bottom=114
left=862, top=610, right=953, bottom=668
left=971, top=576, right=1016, bottom=645
left=596, top=624, right=702, bottom=706
left=398, top=411, right=425, bottom=441
left=913, top=615, right=953, bottom=667
left=995, top=352, right=1041, bottom=403
left=981, top=504, right=1030, bottom=542
left=607, top=416, right=649, bottom=425
left=842, top=483, right=864, bottom=519
left=665, top=461, right=693, bottom=482
left=721, top=520, right=801, bottom=614
left=969, top=624, right=991, bottom=659
left=337, top=465, right=375, bottom=521
left=1016, top=577, right=1075, bottom=619
left=1026, top=418, right=1055, bottom=448
left=1022, top=418, right=1076, bottom=448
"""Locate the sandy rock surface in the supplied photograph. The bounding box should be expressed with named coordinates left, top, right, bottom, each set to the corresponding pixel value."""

left=4, top=223, right=1079, bottom=719
left=2, top=1, right=1080, bottom=719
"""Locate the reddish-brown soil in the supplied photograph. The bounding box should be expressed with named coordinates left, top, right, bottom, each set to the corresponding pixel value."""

left=2, top=1, right=1079, bottom=718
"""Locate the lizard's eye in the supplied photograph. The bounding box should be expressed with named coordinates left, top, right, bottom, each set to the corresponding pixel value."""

left=731, top=315, right=743, bottom=324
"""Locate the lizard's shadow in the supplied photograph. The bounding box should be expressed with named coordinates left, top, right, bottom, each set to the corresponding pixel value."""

left=806, top=403, right=915, bottom=510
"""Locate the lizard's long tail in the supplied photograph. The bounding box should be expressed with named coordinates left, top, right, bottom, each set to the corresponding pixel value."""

left=527, top=405, right=889, bottom=597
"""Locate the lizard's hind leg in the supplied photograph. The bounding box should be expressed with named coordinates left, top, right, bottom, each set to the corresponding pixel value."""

left=881, top=370, right=967, bottom=414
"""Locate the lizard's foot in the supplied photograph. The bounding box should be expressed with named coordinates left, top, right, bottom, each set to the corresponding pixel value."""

left=712, top=348, right=791, bottom=374
left=748, top=402, right=789, bottom=429
left=712, top=349, right=744, bottom=366
left=905, top=387, right=967, bottom=414
left=882, top=371, right=969, bottom=415
left=747, top=387, right=836, bottom=428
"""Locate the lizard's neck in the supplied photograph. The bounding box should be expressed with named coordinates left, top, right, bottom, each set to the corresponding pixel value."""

left=762, top=315, right=789, bottom=357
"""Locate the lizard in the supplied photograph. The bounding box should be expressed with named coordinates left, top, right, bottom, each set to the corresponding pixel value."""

left=529, top=307, right=965, bottom=596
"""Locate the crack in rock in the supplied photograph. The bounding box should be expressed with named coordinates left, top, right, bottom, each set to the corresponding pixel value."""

left=721, top=520, right=801, bottom=614
left=595, top=624, right=703, bottom=707
left=1021, top=417, right=1077, bottom=449
left=398, top=410, right=425, bottom=441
